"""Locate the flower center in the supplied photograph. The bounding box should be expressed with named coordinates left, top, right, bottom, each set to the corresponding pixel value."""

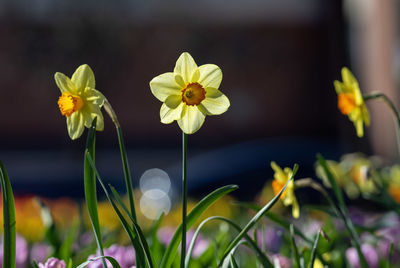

left=58, top=92, right=84, bottom=117
left=272, top=179, right=287, bottom=199
left=181, top=83, right=206, bottom=106
left=338, top=93, right=357, bottom=115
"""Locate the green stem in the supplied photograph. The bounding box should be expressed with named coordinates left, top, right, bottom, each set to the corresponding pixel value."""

left=181, top=132, right=188, bottom=268
left=104, top=99, right=137, bottom=222
left=364, top=92, right=400, bottom=155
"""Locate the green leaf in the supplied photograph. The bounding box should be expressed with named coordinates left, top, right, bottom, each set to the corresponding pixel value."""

left=84, top=117, right=106, bottom=268
left=85, top=152, right=153, bottom=268
left=0, top=161, right=16, bottom=268
left=239, top=203, right=313, bottom=245
left=59, top=221, right=80, bottom=260
left=160, top=184, right=239, bottom=268
left=185, top=216, right=273, bottom=268
left=317, top=154, right=368, bottom=268
left=308, top=229, right=321, bottom=268
left=218, top=164, right=298, bottom=266
left=32, top=260, right=40, bottom=268
left=230, top=254, right=239, bottom=268
left=76, top=256, right=122, bottom=268
left=290, top=224, right=301, bottom=268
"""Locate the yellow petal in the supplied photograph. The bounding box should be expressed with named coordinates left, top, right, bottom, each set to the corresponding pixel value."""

left=291, top=197, right=300, bottom=218
left=177, top=105, right=206, bottom=134
left=362, top=105, right=370, bottom=126
left=191, top=68, right=200, bottom=83
left=66, top=112, right=85, bottom=140
left=150, top=72, right=181, bottom=102
left=160, top=102, right=184, bottom=124
left=54, top=72, right=77, bottom=94
left=84, top=88, right=105, bottom=107
left=71, top=64, right=96, bottom=94
left=83, top=104, right=104, bottom=131
left=174, top=52, right=198, bottom=84
left=341, top=67, right=358, bottom=86
left=198, top=64, right=222, bottom=89
left=164, top=95, right=182, bottom=109
left=198, top=87, right=230, bottom=115
left=333, top=80, right=344, bottom=94
left=354, top=118, right=364, bottom=137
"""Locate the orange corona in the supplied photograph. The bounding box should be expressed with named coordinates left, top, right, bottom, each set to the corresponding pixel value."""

left=58, top=92, right=84, bottom=117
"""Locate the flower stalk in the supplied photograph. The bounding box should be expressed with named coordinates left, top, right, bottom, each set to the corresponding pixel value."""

left=103, top=99, right=137, bottom=222
left=181, top=132, right=188, bottom=268
left=363, top=92, right=400, bottom=156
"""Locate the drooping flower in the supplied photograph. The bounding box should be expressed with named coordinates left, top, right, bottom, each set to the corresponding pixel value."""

left=38, top=258, right=66, bottom=268
left=54, top=64, right=105, bottom=140
left=334, top=67, right=370, bottom=137
left=149, top=52, right=230, bottom=134
left=271, top=162, right=299, bottom=218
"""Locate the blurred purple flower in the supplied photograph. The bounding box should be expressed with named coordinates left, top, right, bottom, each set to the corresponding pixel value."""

left=271, top=254, right=292, bottom=268
left=0, top=234, right=28, bottom=268
left=31, top=243, right=52, bottom=263
left=87, top=244, right=135, bottom=268
left=158, top=227, right=209, bottom=258
left=256, top=227, right=283, bottom=253
left=38, top=258, right=66, bottom=268
left=346, top=244, right=379, bottom=268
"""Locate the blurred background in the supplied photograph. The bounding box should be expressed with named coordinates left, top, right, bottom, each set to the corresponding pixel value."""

left=0, top=0, right=398, bottom=206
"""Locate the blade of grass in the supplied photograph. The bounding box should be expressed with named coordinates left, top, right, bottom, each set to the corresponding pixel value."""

left=317, top=154, right=368, bottom=268
left=160, top=184, right=239, bottom=268
left=84, top=117, right=106, bottom=268
left=0, top=161, right=16, bottom=268
left=218, top=164, right=298, bottom=267
left=290, top=224, right=301, bottom=268
left=307, top=229, right=321, bottom=268
left=76, top=256, right=122, bottom=268
left=230, top=254, right=240, bottom=268
left=85, top=152, right=153, bottom=268
left=59, top=221, right=80, bottom=261
left=221, top=241, right=249, bottom=268
left=239, top=203, right=313, bottom=245
left=185, top=216, right=273, bottom=268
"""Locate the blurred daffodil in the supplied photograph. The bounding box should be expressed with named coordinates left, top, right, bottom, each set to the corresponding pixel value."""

left=387, top=165, right=400, bottom=203
left=334, top=67, right=370, bottom=137
left=150, top=52, right=230, bottom=134
left=271, top=162, right=299, bottom=218
left=55, top=64, right=105, bottom=140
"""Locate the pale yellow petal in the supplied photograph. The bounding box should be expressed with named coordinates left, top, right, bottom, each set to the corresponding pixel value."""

left=362, top=105, right=370, bottom=126
left=164, top=95, right=182, bottom=109
left=191, top=68, right=200, bottom=83
left=150, top=72, right=181, bottom=102
left=291, top=197, right=300, bottom=218
left=199, top=87, right=230, bottom=115
left=54, top=72, right=77, bottom=94
left=342, top=67, right=358, bottom=86
left=160, top=102, right=184, bottom=124
left=83, top=104, right=104, bottom=131
left=175, top=74, right=186, bottom=88
left=71, top=64, right=96, bottom=94
left=198, top=64, right=222, bottom=88
left=271, top=162, right=287, bottom=183
left=66, top=112, right=85, bottom=140
left=177, top=105, right=206, bottom=134
left=333, top=80, right=344, bottom=94
left=174, top=52, right=198, bottom=83
left=83, top=88, right=105, bottom=107
left=354, top=118, right=364, bottom=138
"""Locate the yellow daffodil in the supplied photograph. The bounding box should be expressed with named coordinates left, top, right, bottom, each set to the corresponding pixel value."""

left=334, top=67, right=370, bottom=137
left=150, top=52, right=230, bottom=134
left=55, top=64, right=105, bottom=140
left=271, top=161, right=299, bottom=218
left=387, top=165, right=400, bottom=203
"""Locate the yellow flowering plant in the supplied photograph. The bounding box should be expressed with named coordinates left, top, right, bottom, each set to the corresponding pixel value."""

left=150, top=52, right=230, bottom=134
left=334, top=67, right=370, bottom=137
left=55, top=64, right=105, bottom=140
left=271, top=161, right=299, bottom=218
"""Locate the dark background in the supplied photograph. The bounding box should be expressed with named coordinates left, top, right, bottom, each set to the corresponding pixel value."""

left=0, top=0, right=370, bottom=200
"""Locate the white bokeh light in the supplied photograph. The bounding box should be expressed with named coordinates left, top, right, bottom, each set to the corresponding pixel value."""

left=139, top=168, right=172, bottom=220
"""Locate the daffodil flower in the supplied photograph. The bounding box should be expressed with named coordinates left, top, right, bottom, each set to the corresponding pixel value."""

left=150, top=52, right=230, bottom=134
left=271, top=161, right=299, bottom=218
left=334, top=67, right=370, bottom=137
left=55, top=64, right=105, bottom=140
